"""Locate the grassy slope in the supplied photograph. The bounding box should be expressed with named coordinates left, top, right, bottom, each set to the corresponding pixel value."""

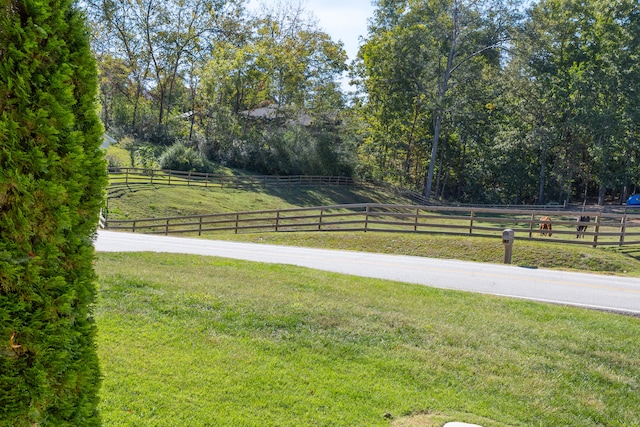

left=104, top=183, right=640, bottom=275
left=105, top=184, right=412, bottom=219
left=95, top=253, right=640, bottom=426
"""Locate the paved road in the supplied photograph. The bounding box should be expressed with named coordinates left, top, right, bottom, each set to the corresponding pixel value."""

left=95, top=230, right=640, bottom=316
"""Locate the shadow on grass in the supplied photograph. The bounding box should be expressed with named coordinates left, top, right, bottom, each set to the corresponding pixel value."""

left=261, top=185, right=413, bottom=207
left=617, top=247, right=640, bottom=262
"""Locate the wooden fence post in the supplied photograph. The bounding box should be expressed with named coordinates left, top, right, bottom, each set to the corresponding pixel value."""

left=275, top=211, right=280, bottom=232
left=619, top=215, right=627, bottom=246
left=414, top=208, right=419, bottom=232
left=528, top=213, right=535, bottom=238
left=198, top=216, right=203, bottom=236
left=318, top=209, right=323, bottom=231
left=469, top=209, right=475, bottom=235
left=592, top=215, right=601, bottom=248
left=235, top=214, right=239, bottom=234
left=165, top=219, right=170, bottom=235
left=364, top=205, right=370, bottom=232
left=125, top=168, right=129, bottom=185
left=132, top=221, right=136, bottom=232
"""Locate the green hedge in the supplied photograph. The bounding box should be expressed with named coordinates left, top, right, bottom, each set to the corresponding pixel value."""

left=0, top=1, right=107, bottom=425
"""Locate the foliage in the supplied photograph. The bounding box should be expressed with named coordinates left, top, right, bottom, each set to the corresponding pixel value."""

left=195, top=3, right=350, bottom=176
left=119, top=136, right=137, bottom=166
left=83, top=0, right=640, bottom=203
left=0, top=0, right=107, bottom=425
left=86, top=0, right=243, bottom=139
left=497, top=0, right=640, bottom=205
left=355, top=0, right=640, bottom=204
left=106, top=154, right=123, bottom=170
left=356, top=0, right=519, bottom=198
left=158, top=143, right=213, bottom=173
left=84, top=0, right=353, bottom=178
left=104, top=144, right=132, bottom=167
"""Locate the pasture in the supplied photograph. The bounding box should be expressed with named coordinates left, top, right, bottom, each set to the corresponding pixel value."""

left=103, top=203, right=640, bottom=247
left=103, top=169, right=640, bottom=250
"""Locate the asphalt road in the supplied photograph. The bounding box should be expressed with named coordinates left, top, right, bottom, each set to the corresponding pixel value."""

left=95, top=230, right=640, bottom=316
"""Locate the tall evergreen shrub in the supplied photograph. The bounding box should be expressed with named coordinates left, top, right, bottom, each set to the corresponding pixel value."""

left=0, top=0, right=107, bottom=425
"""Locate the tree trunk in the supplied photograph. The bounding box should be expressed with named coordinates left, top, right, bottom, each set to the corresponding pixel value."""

left=425, top=0, right=458, bottom=200
left=426, top=111, right=444, bottom=199
left=598, top=185, right=606, bottom=205
left=538, top=145, right=547, bottom=204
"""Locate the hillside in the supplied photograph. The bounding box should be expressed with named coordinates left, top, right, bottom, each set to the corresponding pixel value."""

left=105, top=181, right=414, bottom=220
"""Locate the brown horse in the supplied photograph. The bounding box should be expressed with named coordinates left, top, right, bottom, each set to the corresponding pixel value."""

left=539, top=216, right=552, bottom=236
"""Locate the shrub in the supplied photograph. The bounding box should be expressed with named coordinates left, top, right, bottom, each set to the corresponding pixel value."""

left=106, top=154, right=123, bottom=171
left=0, top=1, right=107, bottom=425
left=159, top=143, right=213, bottom=173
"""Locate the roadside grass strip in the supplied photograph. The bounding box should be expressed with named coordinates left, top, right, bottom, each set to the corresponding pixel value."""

left=95, top=253, right=640, bottom=426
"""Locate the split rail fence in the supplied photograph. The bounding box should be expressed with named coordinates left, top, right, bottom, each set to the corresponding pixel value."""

left=108, top=167, right=359, bottom=189
left=101, top=204, right=640, bottom=247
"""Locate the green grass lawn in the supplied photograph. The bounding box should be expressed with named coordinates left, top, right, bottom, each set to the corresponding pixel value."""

left=97, top=178, right=640, bottom=425
left=105, top=184, right=413, bottom=220
left=207, top=231, right=640, bottom=276
left=95, top=252, right=640, bottom=427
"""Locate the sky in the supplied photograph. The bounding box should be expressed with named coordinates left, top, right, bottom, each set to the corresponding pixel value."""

left=247, top=0, right=376, bottom=66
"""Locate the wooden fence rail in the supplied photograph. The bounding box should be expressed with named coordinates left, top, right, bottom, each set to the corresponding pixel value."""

left=107, top=167, right=360, bottom=189
left=101, top=203, right=640, bottom=247
left=107, top=168, right=640, bottom=213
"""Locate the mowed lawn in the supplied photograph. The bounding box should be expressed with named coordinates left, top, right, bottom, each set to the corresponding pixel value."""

left=95, top=252, right=640, bottom=427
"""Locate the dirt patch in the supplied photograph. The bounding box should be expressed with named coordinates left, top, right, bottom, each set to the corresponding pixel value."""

left=391, top=412, right=452, bottom=427
left=391, top=411, right=510, bottom=427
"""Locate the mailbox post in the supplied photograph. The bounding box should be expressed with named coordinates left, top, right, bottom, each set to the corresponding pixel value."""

left=502, top=228, right=514, bottom=264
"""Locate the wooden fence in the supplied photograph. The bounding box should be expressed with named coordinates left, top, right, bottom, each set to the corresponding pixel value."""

left=101, top=204, right=640, bottom=247
left=108, top=167, right=358, bottom=189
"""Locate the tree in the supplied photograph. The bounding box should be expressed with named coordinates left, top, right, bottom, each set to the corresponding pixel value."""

left=196, top=2, right=350, bottom=175
left=0, top=0, right=107, bottom=425
left=357, top=0, right=519, bottom=198
left=86, top=0, right=153, bottom=136
left=577, top=0, right=640, bottom=203
left=86, top=0, right=243, bottom=142
left=504, top=0, right=640, bottom=204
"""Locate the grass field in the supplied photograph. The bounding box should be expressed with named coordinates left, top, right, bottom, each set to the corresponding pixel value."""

left=105, top=184, right=412, bottom=220
left=208, top=231, right=640, bottom=276
left=97, top=169, right=640, bottom=426
left=95, top=252, right=640, bottom=426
